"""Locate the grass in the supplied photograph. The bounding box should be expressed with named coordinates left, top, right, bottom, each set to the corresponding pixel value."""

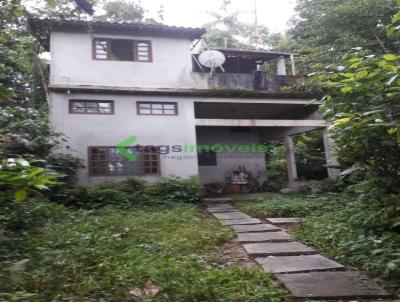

left=0, top=201, right=288, bottom=301
left=233, top=192, right=346, bottom=218
left=234, top=193, right=400, bottom=297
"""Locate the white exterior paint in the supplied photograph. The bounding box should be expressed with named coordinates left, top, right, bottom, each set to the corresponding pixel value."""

left=50, top=92, right=199, bottom=186
left=48, top=27, right=330, bottom=186
left=50, top=31, right=211, bottom=89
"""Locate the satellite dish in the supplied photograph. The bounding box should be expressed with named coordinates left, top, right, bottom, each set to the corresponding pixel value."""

left=198, top=50, right=226, bottom=69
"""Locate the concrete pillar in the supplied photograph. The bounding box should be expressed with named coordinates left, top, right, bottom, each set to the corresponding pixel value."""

left=284, top=135, right=298, bottom=186
left=277, top=56, right=287, bottom=75
left=290, top=54, right=296, bottom=76
left=322, top=128, right=341, bottom=180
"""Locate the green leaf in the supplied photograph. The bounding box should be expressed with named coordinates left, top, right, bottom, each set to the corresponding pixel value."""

left=387, top=27, right=394, bottom=38
left=14, top=189, right=28, bottom=202
left=334, top=117, right=351, bottom=126
left=383, top=54, right=398, bottom=61
left=392, top=11, right=400, bottom=24
left=340, top=86, right=353, bottom=93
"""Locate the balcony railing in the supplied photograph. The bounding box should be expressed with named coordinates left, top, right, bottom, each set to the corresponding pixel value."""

left=196, top=71, right=305, bottom=92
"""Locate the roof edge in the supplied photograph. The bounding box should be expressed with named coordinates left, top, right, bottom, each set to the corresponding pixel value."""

left=29, top=18, right=206, bottom=45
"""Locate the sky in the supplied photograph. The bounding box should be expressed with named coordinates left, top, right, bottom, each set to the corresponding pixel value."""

left=140, top=0, right=297, bottom=33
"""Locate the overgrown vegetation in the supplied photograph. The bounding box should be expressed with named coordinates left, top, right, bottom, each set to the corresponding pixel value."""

left=264, top=130, right=328, bottom=191
left=235, top=193, right=400, bottom=295
left=234, top=192, right=344, bottom=218
left=53, top=176, right=201, bottom=209
left=295, top=199, right=400, bottom=295
left=0, top=200, right=288, bottom=301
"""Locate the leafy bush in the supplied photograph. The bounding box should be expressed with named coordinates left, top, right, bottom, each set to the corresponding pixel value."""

left=0, top=106, right=81, bottom=185
left=265, top=141, right=287, bottom=191
left=311, top=49, right=400, bottom=227
left=146, top=176, right=201, bottom=203
left=295, top=200, right=400, bottom=295
left=0, top=158, right=59, bottom=202
left=54, top=176, right=201, bottom=209
left=294, top=131, right=327, bottom=180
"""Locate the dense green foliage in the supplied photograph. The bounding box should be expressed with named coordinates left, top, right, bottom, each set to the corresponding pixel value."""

left=0, top=201, right=288, bottom=301
left=290, top=0, right=399, bottom=68
left=236, top=193, right=400, bottom=295
left=264, top=131, right=328, bottom=190
left=311, top=49, right=400, bottom=228
left=54, top=176, right=201, bottom=209
left=0, top=0, right=44, bottom=103
left=295, top=200, right=400, bottom=295
left=294, top=131, right=327, bottom=180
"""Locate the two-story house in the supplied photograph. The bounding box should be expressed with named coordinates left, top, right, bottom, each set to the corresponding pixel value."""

left=31, top=19, right=339, bottom=187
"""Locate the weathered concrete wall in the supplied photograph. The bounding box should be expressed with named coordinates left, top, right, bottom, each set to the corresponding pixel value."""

left=196, top=127, right=267, bottom=185
left=50, top=31, right=305, bottom=92
left=50, top=31, right=211, bottom=89
left=49, top=92, right=199, bottom=186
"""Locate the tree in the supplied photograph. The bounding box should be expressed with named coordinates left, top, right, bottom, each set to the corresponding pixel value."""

left=0, top=0, right=44, bottom=104
left=95, top=0, right=144, bottom=22
left=309, top=11, right=400, bottom=228
left=203, top=0, right=271, bottom=49
left=290, top=0, right=400, bottom=68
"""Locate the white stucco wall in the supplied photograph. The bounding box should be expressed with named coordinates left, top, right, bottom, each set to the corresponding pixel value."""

left=50, top=31, right=210, bottom=89
left=50, top=92, right=199, bottom=186
left=196, top=127, right=267, bottom=185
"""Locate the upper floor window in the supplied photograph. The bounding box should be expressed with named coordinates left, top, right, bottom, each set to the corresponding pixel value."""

left=137, top=102, right=178, bottom=115
left=69, top=100, right=114, bottom=114
left=93, top=38, right=152, bottom=62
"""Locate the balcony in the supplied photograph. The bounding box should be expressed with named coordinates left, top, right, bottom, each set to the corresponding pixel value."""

left=195, top=71, right=304, bottom=92
left=192, top=47, right=305, bottom=93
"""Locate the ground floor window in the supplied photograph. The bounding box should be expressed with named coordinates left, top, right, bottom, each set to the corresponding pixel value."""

left=198, top=151, right=217, bottom=166
left=88, top=146, right=160, bottom=176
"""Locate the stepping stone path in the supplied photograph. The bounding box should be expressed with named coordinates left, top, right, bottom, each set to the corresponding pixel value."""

left=238, top=231, right=292, bottom=243
left=205, top=201, right=391, bottom=300
left=266, top=217, right=305, bottom=225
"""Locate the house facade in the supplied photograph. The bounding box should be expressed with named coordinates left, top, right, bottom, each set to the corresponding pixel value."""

left=33, top=19, right=339, bottom=187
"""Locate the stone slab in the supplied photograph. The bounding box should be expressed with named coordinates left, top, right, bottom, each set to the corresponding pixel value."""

left=203, top=198, right=232, bottom=203
left=231, top=224, right=280, bottom=233
left=212, top=212, right=251, bottom=220
left=207, top=208, right=240, bottom=213
left=278, top=271, right=391, bottom=299
left=243, top=242, right=316, bottom=257
left=238, top=231, right=292, bottom=243
left=206, top=204, right=234, bottom=210
left=255, top=254, right=345, bottom=274
left=222, top=218, right=262, bottom=225
left=266, top=217, right=305, bottom=225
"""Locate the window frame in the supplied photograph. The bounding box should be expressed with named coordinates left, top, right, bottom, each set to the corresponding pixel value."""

left=69, top=100, right=115, bottom=115
left=92, top=38, right=153, bottom=62
left=198, top=151, right=217, bottom=166
left=88, top=146, right=161, bottom=177
left=136, top=102, right=178, bottom=116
